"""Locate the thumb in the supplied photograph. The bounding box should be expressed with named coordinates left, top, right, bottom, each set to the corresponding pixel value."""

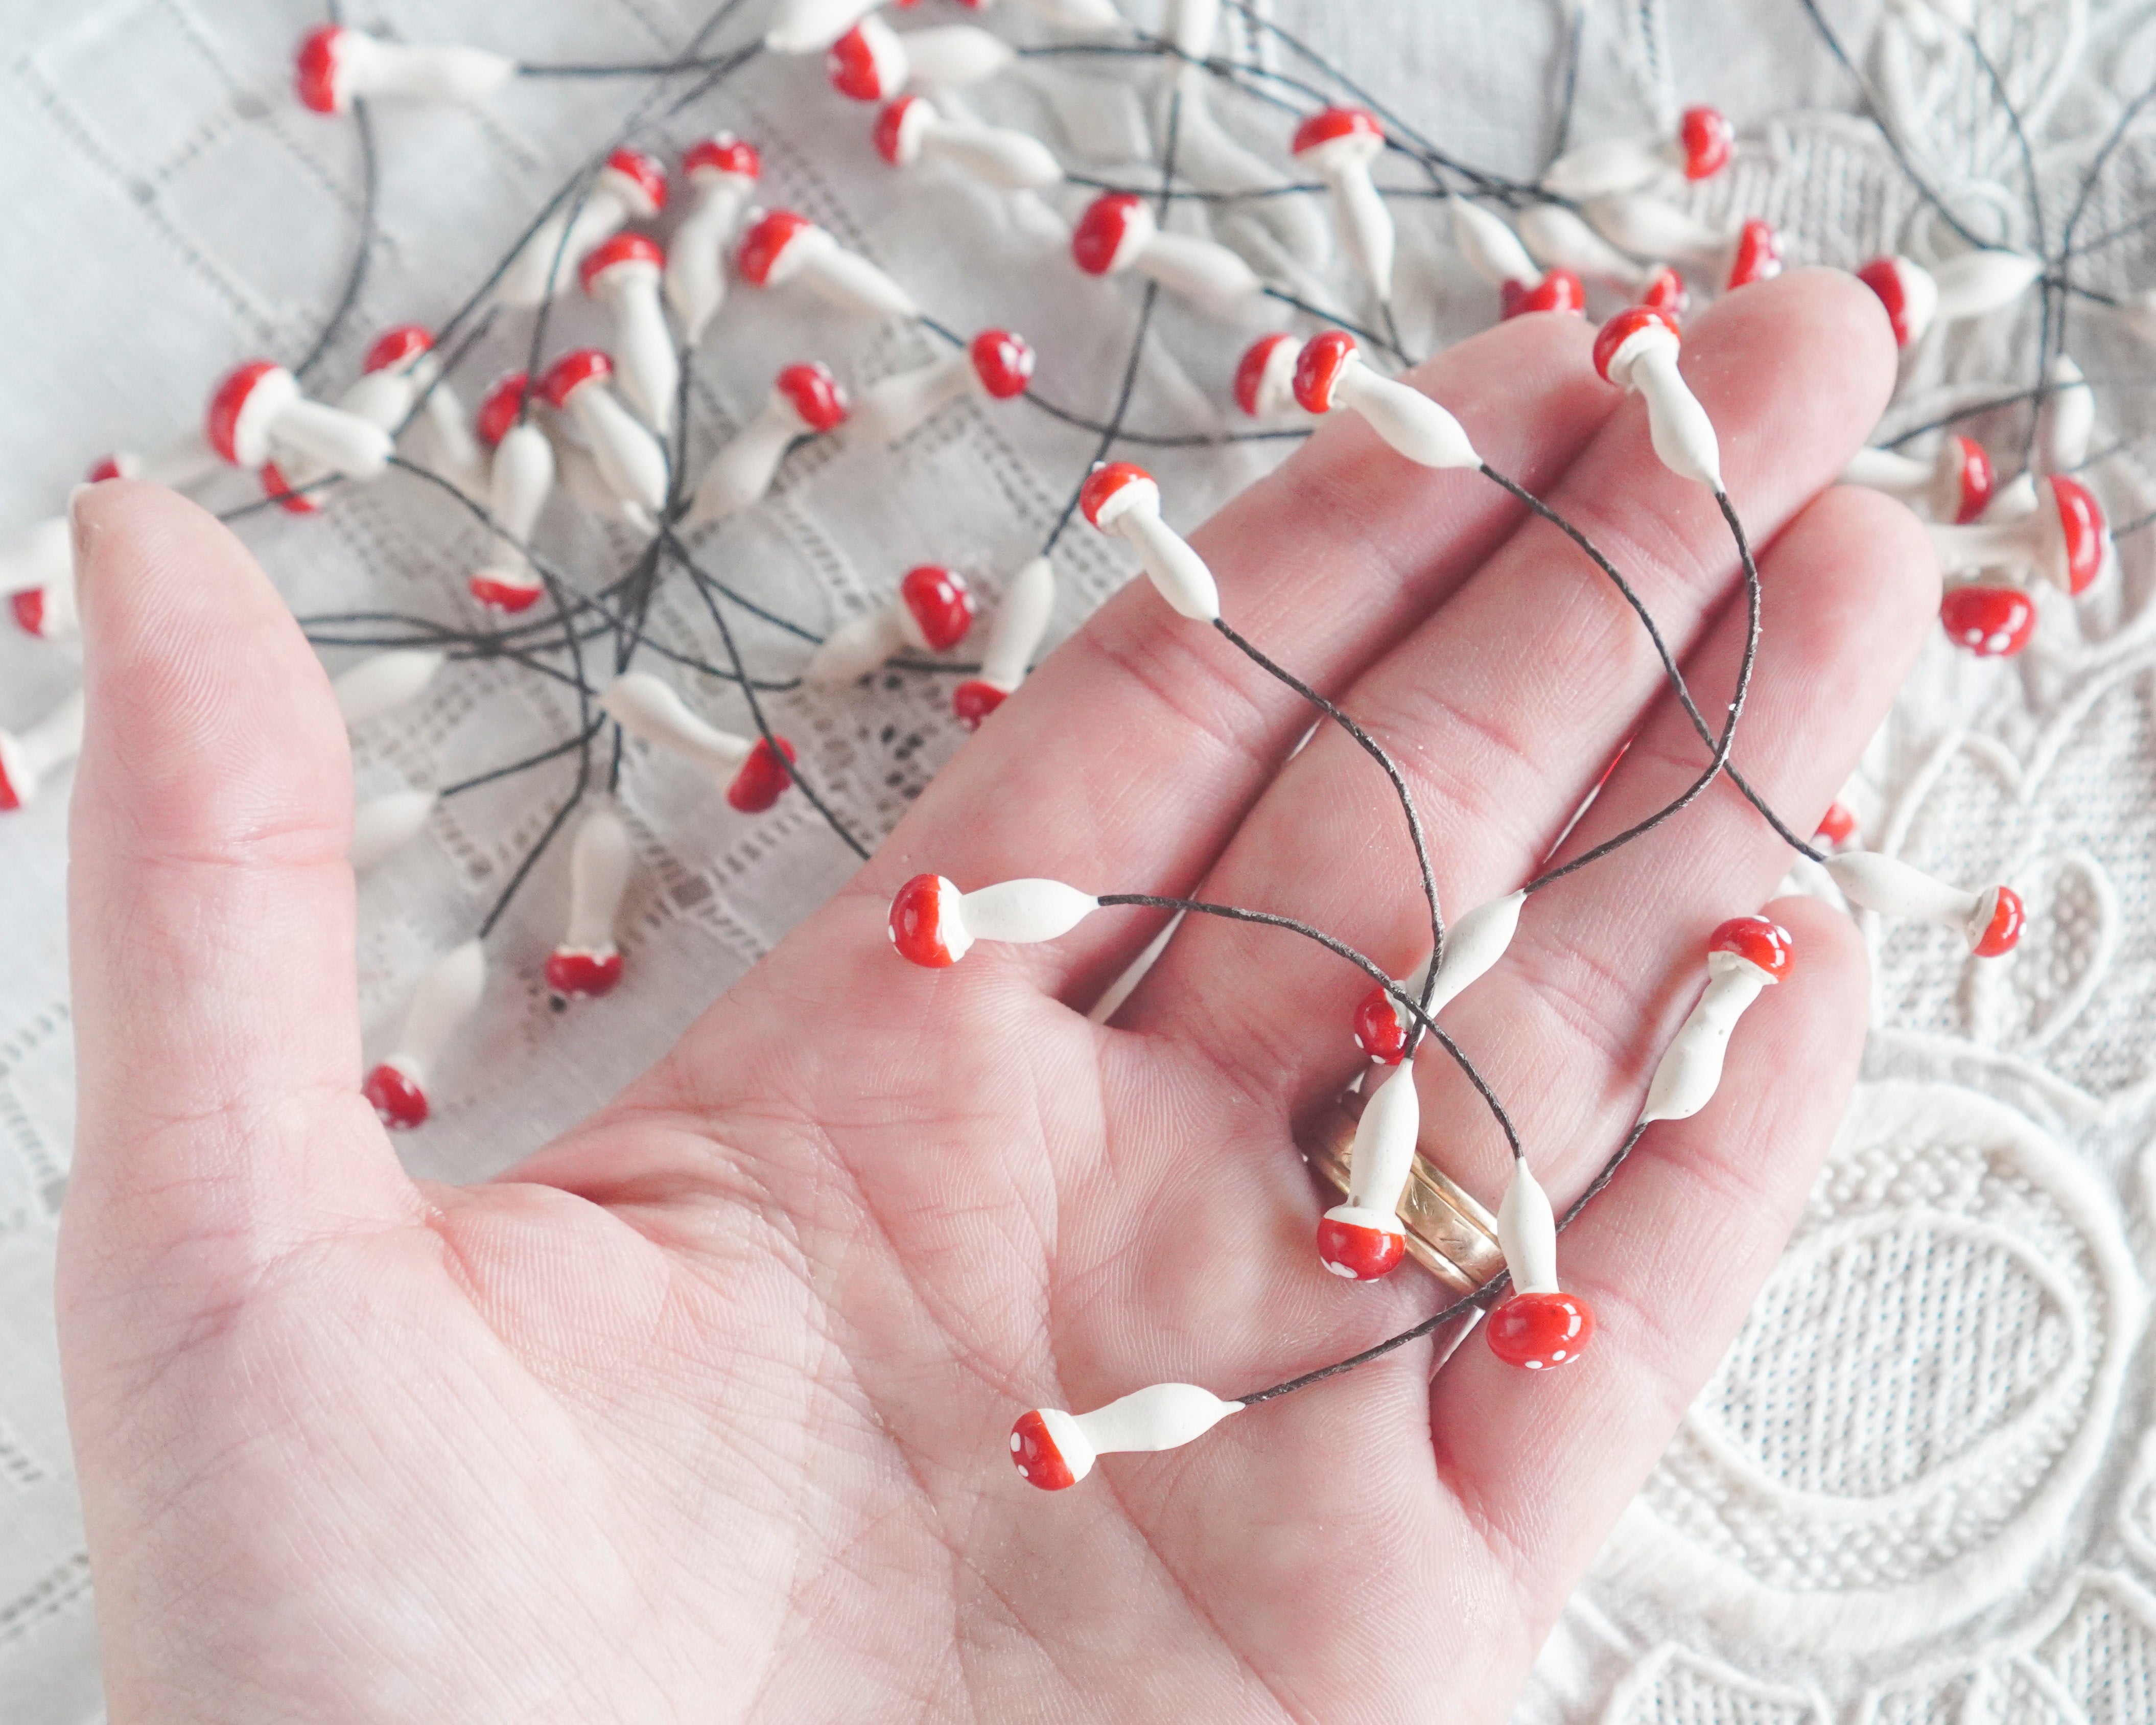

left=61, top=480, right=417, bottom=1289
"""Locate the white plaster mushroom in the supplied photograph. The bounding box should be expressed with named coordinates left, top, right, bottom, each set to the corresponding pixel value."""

left=205, top=360, right=393, bottom=482
left=579, top=235, right=678, bottom=433
left=1542, top=106, right=1735, bottom=201
left=849, top=330, right=1035, bottom=446
left=734, top=208, right=919, bottom=319
left=1069, top=194, right=1263, bottom=312
left=1451, top=199, right=1539, bottom=289
left=1352, top=890, right=1528, bottom=1063
left=825, top=17, right=1016, bottom=102
left=293, top=26, right=514, bottom=115
left=952, top=556, right=1056, bottom=728
left=1009, top=1383, right=1242, bottom=1490
left=362, top=941, right=486, bottom=1130
left=1290, top=332, right=1480, bottom=470
left=499, top=148, right=668, bottom=309
left=1516, top=201, right=1656, bottom=293
left=1839, top=436, right=1994, bottom=523
left=886, top=874, right=1101, bottom=966
left=805, top=565, right=976, bottom=686
left=1486, top=1155, right=1596, bottom=1369
left=1924, top=473, right=2107, bottom=594
left=1291, top=107, right=1393, bottom=302
left=1077, top=462, right=1219, bottom=621
left=361, top=326, right=484, bottom=495
left=598, top=673, right=798, bottom=812
left=0, top=689, right=85, bottom=813
left=1638, top=916, right=1791, bottom=1125
left=85, top=431, right=223, bottom=489
left=684, top=363, right=850, bottom=528
left=333, top=650, right=446, bottom=729
left=1856, top=250, right=2044, bottom=347
left=1823, top=851, right=2024, bottom=955
left=667, top=135, right=762, bottom=345
left=469, top=372, right=556, bottom=614
left=874, top=94, right=1062, bottom=191
left=2036, top=354, right=2094, bottom=475
left=1496, top=1159, right=1560, bottom=1296
left=1580, top=190, right=1735, bottom=265
left=1591, top=307, right=1722, bottom=490
left=537, top=350, right=668, bottom=522
left=350, top=789, right=438, bottom=873
left=1232, top=333, right=1304, bottom=421
left=546, top=803, right=634, bottom=1001
left=2, top=516, right=74, bottom=642
left=1316, top=1056, right=1420, bottom=1279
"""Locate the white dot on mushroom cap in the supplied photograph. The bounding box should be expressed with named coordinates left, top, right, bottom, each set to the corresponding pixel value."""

left=1324, top=1260, right=1355, bottom=1278
left=1017, top=1465, right=1028, bottom=1478
left=1010, top=1433, right=1022, bottom=1451
left=1526, top=1359, right=1545, bottom=1370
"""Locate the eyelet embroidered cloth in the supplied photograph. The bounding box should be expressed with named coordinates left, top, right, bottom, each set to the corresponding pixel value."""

left=4, top=1, right=2156, bottom=1719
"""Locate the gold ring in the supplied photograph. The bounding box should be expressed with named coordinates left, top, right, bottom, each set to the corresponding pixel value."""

left=1304, top=1085, right=1506, bottom=1295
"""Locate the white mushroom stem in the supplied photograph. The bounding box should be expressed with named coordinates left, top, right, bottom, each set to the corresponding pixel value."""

left=667, top=176, right=755, bottom=344
left=1518, top=203, right=1654, bottom=291
left=687, top=394, right=816, bottom=527
left=350, top=790, right=437, bottom=873
left=264, top=393, right=394, bottom=482
left=1542, top=137, right=1671, bottom=201
left=1581, top=191, right=1732, bottom=263
left=933, top=879, right=1101, bottom=962
left=896, top=26, right=1016, bottom=88
left=2037, top=355, right=2093, bottom=475
left=594, top=269, right=679, bottom=434
left=1371, top=890, right=1527, bottom=1042
left=405, top=357, right=484, bottom=494
left=976, top=556, right=1056, bottom=694
left=564, top=383, right=669, bottom=518
left=1095, top=485, right=1220, bottom=622
left=329, top=36, right=512, bottom=106
left=1027, top=1386, right=1242, bottom=1486
left=1337, top=1055, right=1420, bottom=1226
left=915, top=114, right=1062, bottom=189
left=0, top=690, right=86, bottom=809
left=1451, top=199, right=1538, bottom=288
left=475, top=424, right=555, bottom=595
left=501, top=189, right=635, bottom=309
left=781, top=228, right=919, bottom=319
left=1638, top=949, right=1775, bottom=1125
left=1925, top=508, right=2065, bottom=582
left=1327, top=354, right=1480, bottom=469
left=563, top=804, right=633, bottom=957
left=97, top=431, right=223, bottom=489
left=1310, top=155, right=1393, bottom=302
left=1605, top=323, right=1722, bottom=489
left=804, top=598, right=926, bottom=686
left=1127, top=220, right=1262, bottom=311
left=1823, top=851, right=1998, bottom=945
left=1932, top=249, right=2043, bottom=323
left=850, top=354, right=981, bottom=445
left=334, top=650, right=444, bottom=728
left=378, top=941, right=485, bottom=1097
left=1840, top=442, right=1972, bottom=519
left=544, top=423, right=645, bottom=528
left=765, top=0, right=877, bottom=52
left=600, top=673, right=753, bottom=776
left=1496, top=1161, right=1560, bottom=1295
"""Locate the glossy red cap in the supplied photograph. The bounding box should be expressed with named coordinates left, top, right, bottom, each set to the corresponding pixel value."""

left=364, top=324, right=433, bottom=374
left=1679, top=106, right=1733, bottom=179
left=540, top=349, right=614, bottom=410
left=1071, top=194, right=1143, bottom=276
left=874, top=95, right=923, bottom=165
left=469, top=572, right=545, bottom=613
left=294, top=26, right=344, bottom=114
left=1501, top=268, right=1585, bottom=318
left=1708, top=914, right=1793, bottom=981
left=1815, top=801, right=1858, bottom=847
left=1639, top=266, right=1690, bottom=317
left=602, top=147, right=668, bottom=216
left=2049, top=474, right=2106, bottom=595
left=1079, top=461, right=1153, bottom=527
left=261, top=460, right=318, bottom=515
left=1939, top=585, right=2036, bottom=657
left=0, top=747, right=17, bottom=811
left=363, top=1062, right=428, bottom=1130
left=205, top=360, right=282, bottom=464
left=1487, top=1291, right=1595, bottom=1368
left=1352, top=984, right=1408, bottom=1064
left=10, top=589, right=46, bottom=639
left=579, top=231, right=664, bottom=294
left=1292, top=106, right=1383, bottom=155
left=85, top=455, right=126, bottom=483
left=474, top=372, right=531, bottom=449
left=1234, top=333, right=1294, bottom=416
left=969, top=330, right=1035, bottom=399
left=725, top=736, right=796, bottom=812
left=546, top=948, right=624, bottom=999
left=1292, top=329, right=1357, bottom=413
left=1726, top=219, right=1781, bottom=289
left=901, top=565, right=975, bottom=651
left=1856, top=257, right=1918, bottom=346
left=737, top=209, right=817, bottom=287
left=1316, top=1214, right=1406, bottom=1280
left=889, top=873, right=955, bottom=966
left=684, top=133, right=760, bottom=181
left=1010, top=1411, right=1076, bottom=1490
left=1950, top=436, right=1994, bottom=523
left=1972, top=885, right=2025, bottom=957
left=826, top=23, right=894, bottom=100
left=1592, top=306, right=1679, bottom=383
left=775, top=362, right=848, bottom=431
left=952, top=679, right=1006, bottom=729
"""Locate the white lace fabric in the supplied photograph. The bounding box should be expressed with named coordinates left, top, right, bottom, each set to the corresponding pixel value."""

left=3, top=1, right=2156, bottom=1720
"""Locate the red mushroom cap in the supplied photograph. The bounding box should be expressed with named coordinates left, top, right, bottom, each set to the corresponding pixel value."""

left=363, top=1061, right=429, bottom=1130
left=474, top=371, right=532, bottom=449
left=469, top=571, right=546, bottom=613
left=968, top=330, right=1035, bottom=399
left=1501, top=268, right=1586, bottom=319
left=827, top=21, right=899, bottom=102
left=1638, top=264, right=1690, bottom=317
left=0, top=745, right=16, bottom=810
left=1725, top=218, right=1781, bottom=290
left=1679, top=106, right=1733, bottom=180
left=683, top=133, right=761, bottom=182
left=737, top=209, right=818, bottom=288
left=85, top=454, right=127, bottom=483
left=2048, top=474, right=2106, bottom=595
left=874, top=95, right=925, bottom=166
left=540, top=349, right=614, bottom=411
left=1010, top=1410, right=1076, bottom=1490
left=775, top=362, right=849, bottom=431
left=1486, top=1291, right=1595, bottom=1368
left=1316, top=1213, right=1407, bottom=1280
left=889, top=872, right=956, bottom=966
left=1292, top=105, right=1384, bottom=157
left=725, top=736, right=796, bottom=813
left=1592, top=305, right=1680, bottom=384
left=1950, top=435, right=1994, bottom=523
left=951, top=679, right=1006, bottom=729
left=579, top=231, right=665, bottom=296
left=1815, top=801, right=1858, bottom=847
left=1234, top=333, right=1296, bottom=416
left=1352, top=985, right=1408, bottom=1064
left=1078, top=461, right=1155, bottom=528
left=205, top=360, right=285, bottom=464
left=1708, top=914, right=1793, bottom=981
left=1939, top=585, right=2037, bottom=657
left=261, top=459, right=319, bottom=515
left=294, top=26, right=346, bottom=114
left=1071, top=193, right=1144, bottom=276
left=1856, top=257, right=1918, bottom=347
left=1292, top=329, right=1358, bottom=413
left=546, top=948, right=624, bottom=999
left=9, top=589, right=47, bottom=639
left=602, top=147, right=668, bottom=217
left=900, top=565, right=975, bottom=652
left=1972, top=884, right=2025, bottom=958
left=363, top=324, right=434, bottom=375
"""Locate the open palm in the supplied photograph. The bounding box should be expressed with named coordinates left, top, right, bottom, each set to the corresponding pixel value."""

left=56, top=271, right=1931, bottom=1723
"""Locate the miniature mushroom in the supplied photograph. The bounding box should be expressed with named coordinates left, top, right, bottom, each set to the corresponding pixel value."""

left=500, top=147, right=668, bottom=309
left=0, top=689, right=85, bottom=813
left=1291, top=331, right=1481, bottom=469
left=333, top=650, right=445, bottom=729
left=1541, top=103, right=1735, bottom=200
left=850, top=329, right=1034, bottom=446
left=1637, top=266, right=1689, bottom=317
left=1925, top=473, right=2106, bottom=594
left=1825, top=852, right=2023, bottom=954
left=1486, top=1160, right=1596, bottom=1370
left=1815, top=801, right=1859, bottom=849
left=825, top=17, right=1014, bottom=102
left=1591, top=307, right=1721, bottom=489
left=580, top=234, right=678, bottom=433
left=539, top=349, right=668, bottom=522
left=1580, top=190, right=1735, bottom=265
left=85, top=430, right=223, bottom=490
left=667, top=134, right=762, bottom=344
left=362, top=324, right=483, bottom=492
left=1316, top=1056, right=1419, bottom=1280
left=1501, top=267, right=1586, bottom=318
left=547, top=803, right=634, bottom=1003
left=1233, top=333, right=1304, bottom=419
left=3, top=517, right=74, bottom=642
left=1009, top=1383, right=1241, bottom=1491
left=1291, top=107, right=1393, bottom=303
left=1078, top=462, right=1220, bottom=622
left=1638, top=915, right=1792, bottom=1125
left=806, top=565, right=976, bottom=686
left=599, top=672, right=796, bottom=812
left=887, top=874, right=1100, bottom=967
left=1069, top=193, right=1262, bottom=312
left=1722, top=218, right=1783, bottom=290
left=205, top=360, right=394, bottom=481
left=468, top=372, right=555, bottom=614
left=293, top=26, right=513, bottom=115
left=350, top=789, right=438, bottom=873
left=1350, top=891, right=1527, bottom=1065
left=1856, top=250, right=2043, bottom=348
left=1840, top=435, right=1994, bottom=523
left=874, top=94, right=1062, bottom=190
left=952, top=555, right=1055, bottom=729
left=734, top=208, right=919, bottom=319
left=362, top=941, right=485, bottom=1130
left=685, top=362, right=849, bottom=527
left=1938, top=586, right=2038, bottom=657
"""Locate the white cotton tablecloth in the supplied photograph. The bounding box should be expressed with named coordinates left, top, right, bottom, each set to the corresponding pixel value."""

left=5, top=2, right=2156, bottom=1720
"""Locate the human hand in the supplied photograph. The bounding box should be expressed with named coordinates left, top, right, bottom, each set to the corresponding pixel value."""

left=57, top=269, right=1928, bottom=1723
